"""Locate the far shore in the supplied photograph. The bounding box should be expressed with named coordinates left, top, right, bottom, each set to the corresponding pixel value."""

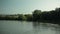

left=0, top=8, right=60, bottom=25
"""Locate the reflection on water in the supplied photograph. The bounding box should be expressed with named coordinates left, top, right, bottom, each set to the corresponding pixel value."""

left=32, top=22, right=60, bottom=34
left=0, top=20, right=60, bottom=34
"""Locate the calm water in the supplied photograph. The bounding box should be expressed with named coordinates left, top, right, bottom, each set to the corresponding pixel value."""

left=0, top=20, right=60, bottom=34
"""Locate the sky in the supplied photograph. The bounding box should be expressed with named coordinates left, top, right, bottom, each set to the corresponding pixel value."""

left=0, top=0, right=60, bottom=14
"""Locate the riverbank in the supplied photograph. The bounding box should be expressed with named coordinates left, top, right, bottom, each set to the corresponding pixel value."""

left=0, top=19, right=60, bottom=25
left=0, top=8, right=60, bottom=25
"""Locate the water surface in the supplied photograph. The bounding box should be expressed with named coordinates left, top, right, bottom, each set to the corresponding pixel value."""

left=0, top=20, right=60, bottom=34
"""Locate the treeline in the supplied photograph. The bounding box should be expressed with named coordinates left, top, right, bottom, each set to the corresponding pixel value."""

left=33, top=8, right=60, bottom=21
left=0, top=14, right=33, bottom=21
left=32, top=8, right=60, bottom=24
left=0, top=8, right=60, bottom=22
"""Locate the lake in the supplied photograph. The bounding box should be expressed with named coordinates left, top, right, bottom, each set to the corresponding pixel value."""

left=0, top=20, right=60, bottom=34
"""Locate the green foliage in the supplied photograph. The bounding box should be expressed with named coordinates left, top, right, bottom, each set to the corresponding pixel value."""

left=32, top=8, right=60, bottom=23
left=18, top=14, right=26, bottom=20
left=24, top=14, right=33, bottom=21
left=32, top=10, right=41, bottom=21
left=0, top=7, right=60, bottom=24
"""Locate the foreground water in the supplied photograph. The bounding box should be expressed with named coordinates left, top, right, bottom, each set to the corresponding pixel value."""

left=0, top=20, right=60, bottom=34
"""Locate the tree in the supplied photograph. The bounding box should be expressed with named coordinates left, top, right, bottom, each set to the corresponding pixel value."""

left=24, top=14, right=33, bottom=21
left=32, top=10, right=41, bottom=21
left=18, top=14, right=26, bottom=20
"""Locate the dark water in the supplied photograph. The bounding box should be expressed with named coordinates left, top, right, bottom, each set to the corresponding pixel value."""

left=0, top=20, right=60, bottom=34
